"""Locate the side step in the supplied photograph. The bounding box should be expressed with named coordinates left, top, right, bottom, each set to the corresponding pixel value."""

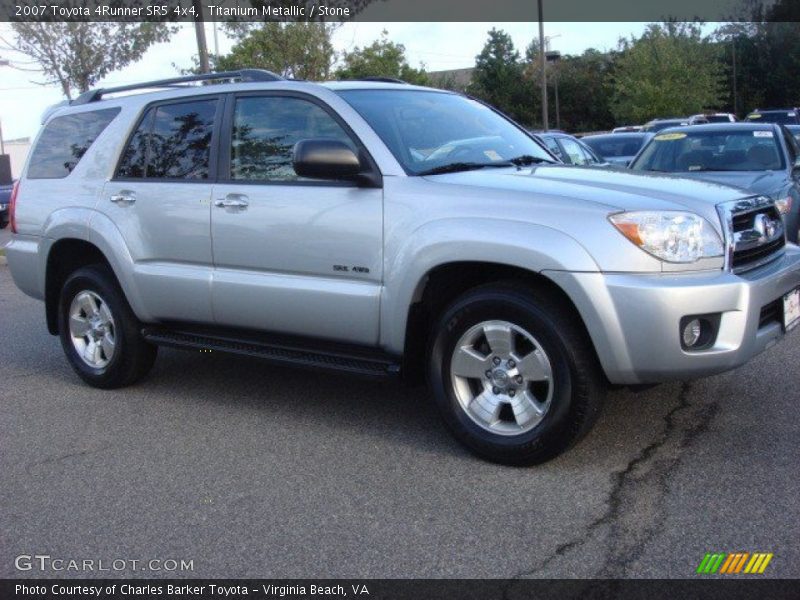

left=141, top=327, right=401, bottom=379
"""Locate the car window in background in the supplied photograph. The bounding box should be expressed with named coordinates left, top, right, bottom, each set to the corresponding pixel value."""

left=28, top=108, right=120, bottom=179
left=230, top=96, right=355, bottom=182
left=631, top=129, right=785, bottom=172
left=746, top=111, right=799, bottom=125
left=583, top=135, right=644, bottom=159
left=558, top=137, right=592, bottom=165
left=542, top=137, right=564, bottom=160
left=337, top=89, right=554, bottom=174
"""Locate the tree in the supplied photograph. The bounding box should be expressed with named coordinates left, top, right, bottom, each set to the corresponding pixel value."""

left=715, top=3, right=800, bottom=117
left=215, top=22, right=337, bottom=80
left=611, top=22, right=726, bottom=124
left=468, top=29, right=535, bottom=125
left=335, top=30, right=428, bottom=84
left=549, top=49, right=617, bottom=133
left=3, top=16, right=174, bottom=100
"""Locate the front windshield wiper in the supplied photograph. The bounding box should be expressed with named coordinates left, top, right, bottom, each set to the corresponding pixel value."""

left=507, top=154, right=556, bottom=166
left=417, top=162, right=514, bottom=176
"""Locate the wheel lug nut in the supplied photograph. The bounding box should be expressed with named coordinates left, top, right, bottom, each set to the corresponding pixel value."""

left=492, top=357, right=501, bottom=365
left=509, top=390, right=516, bottom=397
left=492, top=387, right=500, bottom=395
left=507, top=359, right=516, bottom=368
left=485, top=370, right=492, bottom=379
left=515, top=375, right=523, bottom=384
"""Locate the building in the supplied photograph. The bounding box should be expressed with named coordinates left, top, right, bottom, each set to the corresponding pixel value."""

left=2, top=137, right=31, bottom=179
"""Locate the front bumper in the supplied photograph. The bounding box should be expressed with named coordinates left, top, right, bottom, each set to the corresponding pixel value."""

left=547, top=244, right=800, bottom=384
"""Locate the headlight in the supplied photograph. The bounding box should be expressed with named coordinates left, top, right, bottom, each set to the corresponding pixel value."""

left=609, top=211, right=724, bottom=263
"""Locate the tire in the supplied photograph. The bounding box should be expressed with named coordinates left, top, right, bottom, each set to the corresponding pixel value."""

left=427, top=281, right=605, bottom=465
left=58, top=264, right=157, bottom=389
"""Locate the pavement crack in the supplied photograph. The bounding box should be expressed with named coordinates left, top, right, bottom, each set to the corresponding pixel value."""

left=504, top=381, right=719, bottom=591
left=25, top=443, right=113, bottom=472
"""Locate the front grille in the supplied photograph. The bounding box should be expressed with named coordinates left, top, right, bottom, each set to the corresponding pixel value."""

left=726, top=199, right=785, bottom=272
left=732, top=236, right=785, bottom=270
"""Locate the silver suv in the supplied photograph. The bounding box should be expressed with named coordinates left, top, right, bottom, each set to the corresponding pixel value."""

left=7, top=71, right=800, bottom=464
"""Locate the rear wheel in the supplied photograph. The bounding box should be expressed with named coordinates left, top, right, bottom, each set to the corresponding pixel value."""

left=58, top=265, right=156, bottom=389
left=428, top=282, right=605, bottom=465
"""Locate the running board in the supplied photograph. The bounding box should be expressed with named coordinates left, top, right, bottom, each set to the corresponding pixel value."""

left=141, top=327, right=401, bottom=379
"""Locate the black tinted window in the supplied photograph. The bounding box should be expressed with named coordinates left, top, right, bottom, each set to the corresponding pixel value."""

left=231, top=96, right=354, bottom=181
left=116, top=108, right=154, bottom=178
left=117, top=99, right=217, bottom=180
left=28, top=108, right=120, bottom=179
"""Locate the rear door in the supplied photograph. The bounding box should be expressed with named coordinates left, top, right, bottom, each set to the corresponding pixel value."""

left=104, top=96, right=222, bottom=323
left=210, top=92, right=383, bottom=345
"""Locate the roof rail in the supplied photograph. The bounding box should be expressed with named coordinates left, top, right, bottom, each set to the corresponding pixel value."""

left=354, top=77, right=409, bottom=84
left=71, top=69, right=284, bottom=105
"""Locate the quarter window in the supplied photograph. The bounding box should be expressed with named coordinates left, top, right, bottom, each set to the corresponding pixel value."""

left=230, top=96, right=355, bottom=181
left=116, top=99, right=218, bottom=180
left=28, top=108, right=120, bottom=179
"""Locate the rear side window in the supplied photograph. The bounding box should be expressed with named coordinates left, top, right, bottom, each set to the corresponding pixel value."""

left=117, top=99, right=218, bottom=180
left=27, top=108, right=120, bottom=179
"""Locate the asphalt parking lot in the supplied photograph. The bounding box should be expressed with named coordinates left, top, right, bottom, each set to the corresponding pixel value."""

left=1, top=260, right=798, bottom=580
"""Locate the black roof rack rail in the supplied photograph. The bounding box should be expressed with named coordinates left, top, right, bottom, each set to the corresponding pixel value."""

left=71, top=69, right=284, bottom=105
left=353, top=77, right=409, bottom=84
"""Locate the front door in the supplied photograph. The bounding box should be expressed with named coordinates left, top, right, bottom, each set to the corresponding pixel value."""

left=210, top=93, right=383, bottom=345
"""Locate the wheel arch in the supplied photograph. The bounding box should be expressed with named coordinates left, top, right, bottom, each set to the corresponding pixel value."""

left=398, top=261, right=601, bottom=384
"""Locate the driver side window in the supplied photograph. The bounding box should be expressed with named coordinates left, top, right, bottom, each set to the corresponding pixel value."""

left=230, top=96, right=356, bottom=182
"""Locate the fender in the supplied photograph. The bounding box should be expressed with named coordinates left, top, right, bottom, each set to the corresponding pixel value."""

left=379, top=217, right=601, bottom=354
left=40, top=207, right=155, bottom=323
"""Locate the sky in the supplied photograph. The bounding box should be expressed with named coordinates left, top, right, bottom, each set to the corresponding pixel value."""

left=0, top=22, right=654, bottom=141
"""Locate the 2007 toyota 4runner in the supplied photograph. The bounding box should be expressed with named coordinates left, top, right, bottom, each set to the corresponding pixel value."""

left=7, top=70, right=800, bottom=464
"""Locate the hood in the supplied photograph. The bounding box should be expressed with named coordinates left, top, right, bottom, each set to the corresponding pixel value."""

left=659, top=169, right=788, bottom=198
left=425, top=164, right=750, bottom=233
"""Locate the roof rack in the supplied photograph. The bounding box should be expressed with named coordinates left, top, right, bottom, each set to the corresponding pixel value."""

left=71, top=69, right=284, bottom=105
left=354, top=77, right=409, bottom=84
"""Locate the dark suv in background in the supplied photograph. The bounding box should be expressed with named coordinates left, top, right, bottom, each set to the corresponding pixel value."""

left=0, top=181, right=14, bottom=229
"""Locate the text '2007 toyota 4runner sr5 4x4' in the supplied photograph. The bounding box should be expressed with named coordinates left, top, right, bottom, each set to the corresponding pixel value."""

left=7, top=70, right=800, bottom=465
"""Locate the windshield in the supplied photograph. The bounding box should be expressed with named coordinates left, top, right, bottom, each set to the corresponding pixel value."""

left=583, top=135, right=646, bottom=159
left=746, top=111, right=798, bottom=124
left=336, top=89, right=554, bottom=175
left=631, top=129, right=785, bottom=172
left=643, top=120, right=687, bottom=133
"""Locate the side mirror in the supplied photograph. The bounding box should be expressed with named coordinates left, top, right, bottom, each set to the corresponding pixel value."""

left=293, top=139, right=363, bottom=181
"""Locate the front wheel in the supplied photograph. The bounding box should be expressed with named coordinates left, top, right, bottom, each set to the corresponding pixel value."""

left=428, top=282, right=605, bottom=465
left=58, top=265, right=157, bottom=389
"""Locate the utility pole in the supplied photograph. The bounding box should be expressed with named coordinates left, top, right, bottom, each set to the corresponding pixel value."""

left=731, top=39, right=738, bottom=117
left=546, top=51, right=561, bottom=130
left=538, top=0, right=548, bottom=131
left=193, top=0, right=210, bottom=73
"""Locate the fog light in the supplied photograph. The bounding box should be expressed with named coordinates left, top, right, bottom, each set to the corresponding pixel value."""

left=682, top=318, right=703, bottom=348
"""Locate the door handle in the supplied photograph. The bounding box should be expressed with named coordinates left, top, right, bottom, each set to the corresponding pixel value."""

left=109, top=191, right=136, bottom=205
left=214, top=194, right=249, bottom=210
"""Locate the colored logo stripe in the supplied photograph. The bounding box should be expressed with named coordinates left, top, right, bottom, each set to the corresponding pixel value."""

left=697, top=552, right=773, bottom=574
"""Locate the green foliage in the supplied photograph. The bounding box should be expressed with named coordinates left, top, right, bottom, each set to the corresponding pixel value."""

left=335, top=30, right=428, bottom=85
left=715, top=12, right=800, bottom=116
left=551, top=50, right=617, bottom=133
left=468, top=29, right=536, bottom=125
left=611, top=22, right=726, bottom=124
left=215, top=22, right=337, bottom=80
left=7, top=14, right=175, bottom=99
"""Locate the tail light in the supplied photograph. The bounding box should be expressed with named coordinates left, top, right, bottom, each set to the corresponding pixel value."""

left=9, top=179, right=19, bottom=233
